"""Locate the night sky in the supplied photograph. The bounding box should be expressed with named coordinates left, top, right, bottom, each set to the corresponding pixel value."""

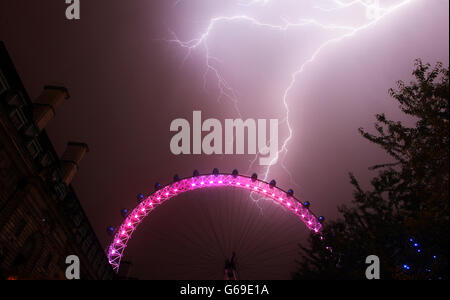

left=0, top=0, right=448, bottom=279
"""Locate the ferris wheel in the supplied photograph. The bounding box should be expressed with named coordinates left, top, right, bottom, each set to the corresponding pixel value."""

left=106, top=169, right=324, bottom=279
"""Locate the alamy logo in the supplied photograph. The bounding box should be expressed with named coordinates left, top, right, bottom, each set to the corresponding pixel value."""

left=65, top=0, right=80, bottom=20
left=365, top=255, right=380, bottom=280
left=170, top=111, right=279, bottom=166
left=65, top=255, right=80, bottom=280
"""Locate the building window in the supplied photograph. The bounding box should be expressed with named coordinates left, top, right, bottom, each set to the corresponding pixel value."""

left=26, top=139, right=42, bottom=159
left=53, top=183, right=67, bottom=200
left=4, top=90, right=26, bottom=107
left=39, top=152, right=55, bottom=168
left=8, top=108, right=27, bottom=131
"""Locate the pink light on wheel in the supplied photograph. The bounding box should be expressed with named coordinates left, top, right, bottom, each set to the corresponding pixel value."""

left=107, top=172, right=323, bottom=272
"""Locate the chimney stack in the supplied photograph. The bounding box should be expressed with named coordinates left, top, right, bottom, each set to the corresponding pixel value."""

left=60, top=142, right=89, bottom=185
left=33, top=85, right=69, bottom=131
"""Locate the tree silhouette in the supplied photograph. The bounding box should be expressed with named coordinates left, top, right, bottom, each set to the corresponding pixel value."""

left=294, top=60, right=449, bottom=280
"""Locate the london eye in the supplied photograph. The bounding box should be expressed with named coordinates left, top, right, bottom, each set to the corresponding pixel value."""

left=107, top=170, right=324, bottom=279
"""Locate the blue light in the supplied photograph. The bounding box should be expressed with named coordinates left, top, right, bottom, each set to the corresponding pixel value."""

left=409, top=238, right=414, bottom=242
left=433, top=255, right=437, bottom=259
left=403, top=264, right=411, bottom=270
left=413, top=243, right=419, bottom=247
left=417, top=249, right=421, bottom=253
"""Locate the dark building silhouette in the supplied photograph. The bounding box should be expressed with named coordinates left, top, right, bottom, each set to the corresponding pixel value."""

left=0, top=41, right=114, bottom=280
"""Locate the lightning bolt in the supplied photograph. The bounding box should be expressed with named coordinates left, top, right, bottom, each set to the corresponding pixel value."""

left=167, top=0, right=415, bottom=193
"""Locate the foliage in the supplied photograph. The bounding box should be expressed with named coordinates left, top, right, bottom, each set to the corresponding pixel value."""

left=294, top=60, right=449, bottom=280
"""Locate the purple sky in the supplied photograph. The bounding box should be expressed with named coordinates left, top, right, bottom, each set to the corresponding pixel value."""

left=0, top=0, right=448, bottom=279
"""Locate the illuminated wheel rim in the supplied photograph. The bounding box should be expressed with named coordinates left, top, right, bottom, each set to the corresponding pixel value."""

left=107, top=173, right=322, bottom=272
